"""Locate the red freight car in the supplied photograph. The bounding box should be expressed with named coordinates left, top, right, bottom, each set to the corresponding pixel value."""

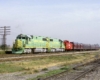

left=63, top=40, right=73, bottom=51
left=70, top=42, right=79, bottom=50
left=70, top=42, right=84, bottom=51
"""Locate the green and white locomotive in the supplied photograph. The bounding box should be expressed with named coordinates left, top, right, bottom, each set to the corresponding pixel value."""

left=12, top=34, right=65, bottom=54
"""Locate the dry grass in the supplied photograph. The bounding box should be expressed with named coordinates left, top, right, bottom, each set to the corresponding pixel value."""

left=0, top=52, right=99, bottom=74
left=14, top=53, right=99, bottom=74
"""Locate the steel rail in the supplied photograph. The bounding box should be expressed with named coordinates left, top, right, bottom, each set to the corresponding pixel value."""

left=38, top=59, right=100, bottom=80
left=73, top=63, right=100, bottom=80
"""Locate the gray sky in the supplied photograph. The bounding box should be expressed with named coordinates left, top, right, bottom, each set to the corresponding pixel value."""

left=0, top=0, right=100, bottom=45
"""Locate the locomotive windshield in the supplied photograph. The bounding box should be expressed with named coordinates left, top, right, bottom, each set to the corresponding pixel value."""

left=17, top=37, right=26, bottom=39
left=22, top=37, right=26, bottom=39
left=17, top=37, right=21, bottom=39
left=17, top=34, right=31, bottom=40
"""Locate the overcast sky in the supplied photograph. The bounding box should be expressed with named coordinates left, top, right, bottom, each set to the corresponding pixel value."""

left=0, top=0, right=100, bottom=45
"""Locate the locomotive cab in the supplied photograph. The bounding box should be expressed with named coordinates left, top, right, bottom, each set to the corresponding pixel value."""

left=17, top=35, right=26, bottom=46
left=16, top=34, right=32, bottom=45
left=12, top=34, right=32, bottom=54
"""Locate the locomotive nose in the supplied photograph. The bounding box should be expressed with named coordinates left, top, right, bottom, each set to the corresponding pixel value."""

left=13, top=39, right=23, bottom=49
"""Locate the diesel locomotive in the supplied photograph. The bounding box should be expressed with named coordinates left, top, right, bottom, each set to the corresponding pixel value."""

left=12, top=34, right=65, bottom=54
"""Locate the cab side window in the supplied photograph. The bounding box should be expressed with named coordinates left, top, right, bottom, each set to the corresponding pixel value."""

left=50, top=39, right=53, bottom=41
left=43, top=38, right=47, bottom=41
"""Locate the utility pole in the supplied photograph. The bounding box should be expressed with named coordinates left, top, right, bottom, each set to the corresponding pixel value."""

left=0, top=26, right=10, bottom=50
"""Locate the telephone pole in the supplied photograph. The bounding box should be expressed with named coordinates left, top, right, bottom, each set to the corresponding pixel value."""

left=0, top=26, right=10, bottom=50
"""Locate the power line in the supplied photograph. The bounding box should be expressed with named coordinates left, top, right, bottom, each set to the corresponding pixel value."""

left=0, top=26, right=10, bottom=50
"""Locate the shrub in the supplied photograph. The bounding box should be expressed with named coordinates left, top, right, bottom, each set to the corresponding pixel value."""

left=0, top=50, right=5, bottom=54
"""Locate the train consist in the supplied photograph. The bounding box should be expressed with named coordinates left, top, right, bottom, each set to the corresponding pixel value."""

left=12, top=34, right=99, bottom=54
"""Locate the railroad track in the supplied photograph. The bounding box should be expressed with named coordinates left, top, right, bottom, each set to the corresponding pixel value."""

left=0, top=51, right=99, bottom=62
left=73, top=61, right=100, bottom=80
left=37, top=59, right=100, bottom=80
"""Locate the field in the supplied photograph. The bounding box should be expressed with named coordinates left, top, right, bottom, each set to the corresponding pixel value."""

left=0, top=52, right=99, bottom=80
